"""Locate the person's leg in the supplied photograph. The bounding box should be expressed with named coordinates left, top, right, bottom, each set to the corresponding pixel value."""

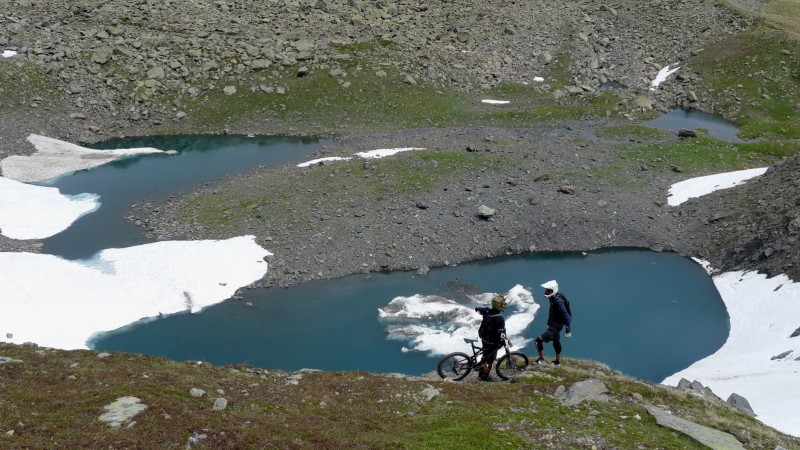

left=479, top=340, right=498, bottom=379
left=553, top=339, right=562, bottom=364
left=535, top=327, right=557, bottom=363
left=534, top=336, right=545, bottom=361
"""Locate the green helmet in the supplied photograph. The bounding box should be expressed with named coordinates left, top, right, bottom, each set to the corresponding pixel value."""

left=491, top=294, right=507, bottom=311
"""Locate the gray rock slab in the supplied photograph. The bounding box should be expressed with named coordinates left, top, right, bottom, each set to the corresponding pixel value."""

left=98, top=396, right=148, bottom=430
left=560, top=379, right=609, bottom=407
left=645, top=405, right=745, bottom=450
left=0, top=356, right=23, bottom=365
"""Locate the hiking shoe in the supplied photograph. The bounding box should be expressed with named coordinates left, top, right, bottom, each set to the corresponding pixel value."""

left=478, top=376, right=495, bottom=382
left=551, top=360, right=561, bottom=366
left=534, top=357, right=546, bottom=365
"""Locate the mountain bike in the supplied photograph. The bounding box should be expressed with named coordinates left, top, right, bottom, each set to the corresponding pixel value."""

left=436, top=336, right=529, bottom=381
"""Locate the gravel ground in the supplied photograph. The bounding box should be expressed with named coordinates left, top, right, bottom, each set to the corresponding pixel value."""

left=1, top=0, right=796, bottom=286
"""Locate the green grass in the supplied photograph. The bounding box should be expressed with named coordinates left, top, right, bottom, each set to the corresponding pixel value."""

left=165, top=38, right=633, bottom=135
left=591, top=137, right=800, bottom=186
left=180, top=149, right=527, bottom=229
left=688, top=28, right=800, bottom=139
left=5, top=343, right=796, bottom=449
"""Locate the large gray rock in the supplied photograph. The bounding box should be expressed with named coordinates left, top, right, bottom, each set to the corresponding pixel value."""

left=98, top=396, right=148, bottom=430
left=559, top=379, right=609, bottom=407
left=727, top=393, right=756, bottom=417
left=645, top=405, right=745, bottom=450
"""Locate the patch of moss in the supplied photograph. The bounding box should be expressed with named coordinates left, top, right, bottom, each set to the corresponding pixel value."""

left=689, top=28, right=800, bottom=139
left=0, top=60, right=60, bottom=110
left=180, top=150, right=526, bottom=229
left=596, top=125, right=673, bottom=141
left=594, top=137, right=800, bottom=184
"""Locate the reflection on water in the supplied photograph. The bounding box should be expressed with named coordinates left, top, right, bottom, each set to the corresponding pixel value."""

left=644, top=108, right=743, bottom=142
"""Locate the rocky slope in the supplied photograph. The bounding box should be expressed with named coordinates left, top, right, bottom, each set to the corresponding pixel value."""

left=1, top=0, right=748, bottom=146
left=676, top=153, right=800, bottom=280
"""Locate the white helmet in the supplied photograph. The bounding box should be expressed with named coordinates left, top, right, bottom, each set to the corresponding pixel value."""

left=541, top=280, right=558, bottom=297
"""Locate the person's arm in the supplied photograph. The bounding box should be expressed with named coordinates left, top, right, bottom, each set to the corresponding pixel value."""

left=475, top=306, right=490, bottom=316
left=556, top=297, right=572, bottom=330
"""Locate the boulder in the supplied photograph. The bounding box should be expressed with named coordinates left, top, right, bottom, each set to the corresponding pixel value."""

left=98, top=396, right=148, bottom=430
left=726, top=393, right=756, bottom=417
left=559, top=379, right=609, bottom=407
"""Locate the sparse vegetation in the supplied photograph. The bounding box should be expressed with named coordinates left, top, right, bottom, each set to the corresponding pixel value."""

left=1, top=343, right=796, bottom=449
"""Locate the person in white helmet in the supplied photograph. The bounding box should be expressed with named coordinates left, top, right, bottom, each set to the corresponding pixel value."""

left=534, top=280, right=572, bottom=365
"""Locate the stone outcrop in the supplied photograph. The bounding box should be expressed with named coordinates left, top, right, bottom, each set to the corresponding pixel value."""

left=646, top=405, right=746, bottom=450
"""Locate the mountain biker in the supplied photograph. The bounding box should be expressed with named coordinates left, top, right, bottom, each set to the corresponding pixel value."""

left=474, top=294, right=508, bottom=381
left=534, top=280, right=572, bottom=366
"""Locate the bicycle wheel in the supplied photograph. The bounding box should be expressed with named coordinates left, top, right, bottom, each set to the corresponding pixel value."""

left=495, top=352, right=529, bottom=380
left=437, top=352, right=473, bottom=381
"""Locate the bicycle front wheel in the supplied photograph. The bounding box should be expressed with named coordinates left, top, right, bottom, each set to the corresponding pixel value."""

left=495, top=352, right=529, bottom=380
left=437, top=352, right=473, bottom=381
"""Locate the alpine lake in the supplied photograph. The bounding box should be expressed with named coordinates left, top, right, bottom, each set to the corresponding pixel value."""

left=39, top=118, right=732, bottom=383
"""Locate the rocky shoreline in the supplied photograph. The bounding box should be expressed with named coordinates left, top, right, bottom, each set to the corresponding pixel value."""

left=1, top=0, right=797, bottom=287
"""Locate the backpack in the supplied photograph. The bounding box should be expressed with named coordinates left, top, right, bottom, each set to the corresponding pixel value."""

left=560, top=294, right=572, bottom=318
left=478, top=312, right=502, bottom=340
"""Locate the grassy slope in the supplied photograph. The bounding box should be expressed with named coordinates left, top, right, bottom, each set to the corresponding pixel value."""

left=1, top=343, right=797, bottom=449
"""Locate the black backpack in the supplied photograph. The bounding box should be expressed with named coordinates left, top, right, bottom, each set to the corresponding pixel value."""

left=478, top=312, right=502, bottom=340
left=560, top=294, right=572, bottom=318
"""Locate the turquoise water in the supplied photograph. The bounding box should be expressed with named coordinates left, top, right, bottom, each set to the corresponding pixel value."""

left=32, top=134, right=729, bottom=382
left=644, top=108, right=743, bottom=142
left=91, top=249, right=728, bottom=382
left=40, top=135, right=327, bottom=259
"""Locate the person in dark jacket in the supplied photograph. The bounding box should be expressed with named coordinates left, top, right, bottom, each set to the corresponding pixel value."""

left=534, top=280, right=572, bottom=365
left=474, top=294, right=507, bottom=381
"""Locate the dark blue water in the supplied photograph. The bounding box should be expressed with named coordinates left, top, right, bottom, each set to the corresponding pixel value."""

left=91, top=249, right=728, bottom=382
left=644, top=108, right=743, bottom=142
left=40, top=135, right=327, bottom=259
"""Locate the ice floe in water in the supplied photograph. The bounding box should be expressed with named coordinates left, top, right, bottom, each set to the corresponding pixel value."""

left=378, top=284, right=539, bottom=356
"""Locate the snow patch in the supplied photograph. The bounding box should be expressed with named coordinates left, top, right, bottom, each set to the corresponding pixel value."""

left=650, top=64, right=680, bottom=90
left=0, top=176, right=100, bottom=239
left=2, top=50, right=17, bottom=58
left=663, top=269, right=800, bottom=437
left=481, top=99, right=510, bottom=104
left=668, top=167, right=767, bottom=206
left=297, top=156, right=352, bottom=167
left=0, top=236, right=271, bottom=350
left=355, top=147, right=424, bottom=159
left=0, top=135, right=173, bottom=183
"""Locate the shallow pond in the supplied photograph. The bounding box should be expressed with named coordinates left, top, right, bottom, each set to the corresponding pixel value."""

left=35, top=135, right=728, bottom=382
left=41, top=135, right=327, bottom=259
left=644, top=108, right=743, bottom=142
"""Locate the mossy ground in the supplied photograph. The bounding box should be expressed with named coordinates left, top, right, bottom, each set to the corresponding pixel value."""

left=688, top=27, right=800, bottom=139
left=2, top=343, right=796, bottom=449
